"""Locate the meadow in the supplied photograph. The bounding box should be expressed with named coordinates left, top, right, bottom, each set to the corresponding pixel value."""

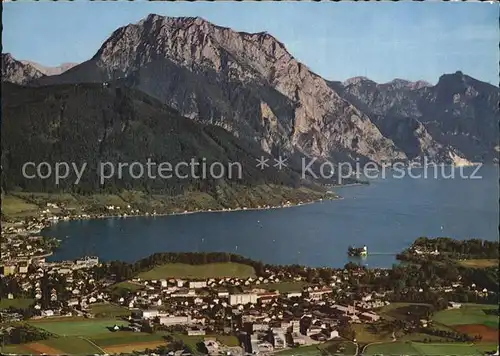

left=0, top=297, right=35, bottom=310
left=28, top=317, right=129, bottom=336
left=137, top=262, right=256, bottom=279
left=89, top=302, right=132, bottom=318
left=432, top=304, right=498, bottom=326
left=365, top=341, right=485, bottom=356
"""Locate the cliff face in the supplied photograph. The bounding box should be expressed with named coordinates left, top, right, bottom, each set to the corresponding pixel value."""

left=8, top=14, right=498, bottom=165
left=1, top=53, right=45, bottom=85
left=337, top=73, right=499, bottom=163
left=36, top=14, right=405, bottom=165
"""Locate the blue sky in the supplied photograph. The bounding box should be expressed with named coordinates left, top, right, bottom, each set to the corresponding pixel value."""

left=3, top=1, right=498, bottom=84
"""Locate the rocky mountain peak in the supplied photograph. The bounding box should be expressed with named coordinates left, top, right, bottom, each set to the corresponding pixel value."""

left=343, top=76, right=373, bottom=86
left=2, top=52, right=45, bottom=85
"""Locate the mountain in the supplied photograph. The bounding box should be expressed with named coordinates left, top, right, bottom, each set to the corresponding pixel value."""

left=36, top=14, right=406, bottom=165
left=7, top=14, right=498, bottom=164
left=334, top=72, right=499, bottom=163
left=1, top=53, right=45, bottom=85
left=1, top=82, right=328, bottom=208
left=20, top=60, right=78, bottom=76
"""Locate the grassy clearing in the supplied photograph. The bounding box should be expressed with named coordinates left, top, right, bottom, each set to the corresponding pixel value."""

left=483, top=320, right=499, bottom=330
left=433, top=304, right=498, bottom=326
left=108, top=281, right=143, bottom=295
left=322, top=340, right=357, bottom=355
left=352, top=324, right=393, bottom=344
left=89, top=303, right=131, bottom=318
left=0, top=297, right=35, bottom=310
left=276, top=340, right=356, bottom=356
left=213, top=335, right=240, bottom=347
left=1, top=344, right=33, bottom=354
left=91, top=332, right=164, bottom=347
left=364, top=341, right=420, bottom=355
left=1, top=195, right=39, bottom=217
left=41, top=336, right=104, bottom=354
left=413, top=342, right=484, bottom=355
left=137, top=262, right=256, bottom=280
left=378, top=302, right=433, bottom=321
left=275, top=344, right=323, bottom=356
left=457, top=259, right=498, bottom=268
left=29, top=318, right=129, bottom=336
left=366, top=341, right=487, bottom=355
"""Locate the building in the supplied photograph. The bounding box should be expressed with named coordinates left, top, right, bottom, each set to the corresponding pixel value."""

left=287, top=292, right=302, bottom=298
left=189, top=281, right=207, bottom=289
left=360, top=312, right=380, bottom=322
left=309, top=288, right=332, bottom=300
left=42, top=310, right=54, bottom=317
left=18, top=260, right=29, bottom=274
left=160, top=315, right=191, bottom=326
left=76, top=256, right=99, bottom=267
left=141, top=309, right=160, bottom=319
left=187, top=328, right=206, bottom=336
left=2, top=264, right=17, bottom=276
left=229, top=293, right=258, bottom=306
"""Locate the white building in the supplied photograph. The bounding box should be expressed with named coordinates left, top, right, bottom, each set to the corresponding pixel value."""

left=229, top=293, right=258, bottom=306
left=160, top=315, right=190, bottom=325
left=142, top=309, right=160, bottom=319
left=189, top=281, right=207, bottom=289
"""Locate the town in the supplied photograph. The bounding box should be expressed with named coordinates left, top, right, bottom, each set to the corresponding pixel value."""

left=1, top=214, right=499, bottom=355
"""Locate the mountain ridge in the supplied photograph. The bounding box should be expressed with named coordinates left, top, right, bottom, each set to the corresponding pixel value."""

left=2, top=14, right=498, bottom=164
left=33, top=14, right=407, bottom=165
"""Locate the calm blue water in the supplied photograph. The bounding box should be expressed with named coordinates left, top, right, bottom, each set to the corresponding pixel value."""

left=45, top=165, right=499, bottom=268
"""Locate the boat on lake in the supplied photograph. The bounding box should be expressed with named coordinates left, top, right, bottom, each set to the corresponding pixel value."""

left=348, top=245, right=367, bottom=257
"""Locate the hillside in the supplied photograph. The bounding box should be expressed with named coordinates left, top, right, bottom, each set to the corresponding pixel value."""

left=1, top=82, right=328, bottom=209
left=34, top=14, right=405, bottom=165
left=335, top=73, right=500, bottom=163
left=3, top=14, right=498, bottom=165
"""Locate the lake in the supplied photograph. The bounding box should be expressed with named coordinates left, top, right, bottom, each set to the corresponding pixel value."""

left=45, top=165, right=499, bottom=268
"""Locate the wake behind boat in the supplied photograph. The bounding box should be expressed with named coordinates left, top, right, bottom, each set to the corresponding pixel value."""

left=348, top=245, right=368, bottom=257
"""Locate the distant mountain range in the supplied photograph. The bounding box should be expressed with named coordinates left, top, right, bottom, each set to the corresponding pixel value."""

left=1, top=53, right=77, bottom=84
left=2, top=14, right=499, bottom=167
left=20, top=60, right=78, bottom=76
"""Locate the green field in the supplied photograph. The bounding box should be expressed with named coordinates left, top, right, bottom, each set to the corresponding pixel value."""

left=433, top=304, right=498, bottom=327
left=322, top=340, right=357, bottom=355
left=275, top=344, right=323, bottom=356
left=364, top=341, right=420, bottom=355
left=0, top=297, right=35, bottom=310
left=137, top=262, right=256, bottom=280
left=89, top=303, right=131, bottom=318
left=365, top=341, right=485, bottom=355
left=29, top=318, right=129, bottom=336
left=378, top=302, right=433, bottom=321
left=352, top=324, right=393, bottom=344
left=0, top=344, right=33, bottom=354
left=413, top=342, right=485, bottom=355
left=275, top=340, right=356, bottom=356
left=91, top=332, right=165, bottom=347
left=1, top=195, right=39, bottom=217
left=457, top=259, right=498, bottom=268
